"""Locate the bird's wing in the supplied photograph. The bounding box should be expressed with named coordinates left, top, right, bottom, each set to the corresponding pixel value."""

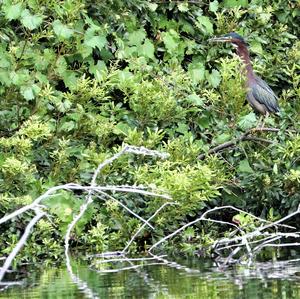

left=252, top=75, right=279, bottom=113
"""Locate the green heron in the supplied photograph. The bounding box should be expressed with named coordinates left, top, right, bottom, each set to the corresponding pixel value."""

left=209, top=32, right=279, bottom=127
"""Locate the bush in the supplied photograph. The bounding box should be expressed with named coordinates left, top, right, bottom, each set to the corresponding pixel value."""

left=0, top=0, right=299, bottom=260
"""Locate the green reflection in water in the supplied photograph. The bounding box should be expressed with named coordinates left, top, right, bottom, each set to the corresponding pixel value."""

left=1, top=258, right=300, bottom=299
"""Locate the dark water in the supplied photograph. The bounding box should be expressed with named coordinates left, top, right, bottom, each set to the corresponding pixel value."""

left=1, top=256, right=300, bottom=299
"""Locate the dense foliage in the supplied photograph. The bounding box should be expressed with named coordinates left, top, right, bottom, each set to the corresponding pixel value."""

left=0, top=0, right=299, bottom=261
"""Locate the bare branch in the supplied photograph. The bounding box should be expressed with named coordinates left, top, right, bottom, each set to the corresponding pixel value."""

left=122, top=202, right=176, bottom=253
left=0, top=145, right=171, bottom=286
left=63, top=145, right=170, bottom=297
left=94, top=262, right=166, bottom=273
left=94, top=191, right=155, bottom=230
left=0, top=208, right=45, bottom=282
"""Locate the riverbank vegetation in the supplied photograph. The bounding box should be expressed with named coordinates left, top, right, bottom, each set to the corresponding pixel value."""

left=0, top=0, right=299, bottom=264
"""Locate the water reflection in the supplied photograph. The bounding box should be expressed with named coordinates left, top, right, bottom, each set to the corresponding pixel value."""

left=1, top=256, right=300, bottom=298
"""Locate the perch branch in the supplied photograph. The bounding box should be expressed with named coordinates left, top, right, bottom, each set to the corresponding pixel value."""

left=198, top=127, right=279, bottom=160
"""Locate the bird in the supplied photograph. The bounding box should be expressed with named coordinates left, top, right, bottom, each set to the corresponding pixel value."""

left=209, top=32, right=279, bottom=128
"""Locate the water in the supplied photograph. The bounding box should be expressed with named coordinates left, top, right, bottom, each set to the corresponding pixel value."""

left=1, top=256, right=300, bottom=299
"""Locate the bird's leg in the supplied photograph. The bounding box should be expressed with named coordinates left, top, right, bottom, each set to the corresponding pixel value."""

left=255, top=115, right=263, bottom=129
left=259, top=111, right=269, bottom=130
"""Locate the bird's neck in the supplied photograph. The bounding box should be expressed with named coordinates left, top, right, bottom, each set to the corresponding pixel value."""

left=236, top=44, right=255, bottom=83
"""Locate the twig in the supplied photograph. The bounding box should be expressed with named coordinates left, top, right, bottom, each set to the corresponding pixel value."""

left=122, top=202, right=176, bottom=253
left=94, top=191, right=155, bottom=229
left=258, top=243, right=300, bottom=248
left=0, top=185, right=74, bottom=225
left=87, top=251, right=124, bottom=258
left=0, top=281, right=23, bottom=286
left=252, top=236, right=282, bottom=253
left=148, top=205, right=242, bottom=252
left=148, top=252, right=201, bottom=274
left=148, top=204, right=294, bottom=253
left=94, top=262, right=166, bottom=273
left=94, top=256, right=167, bottom=264
left=244, top=136, right=273, bottom=144
left=154, top=0, right=203, bottom=3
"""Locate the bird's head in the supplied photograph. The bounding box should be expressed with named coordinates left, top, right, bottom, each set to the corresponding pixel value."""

left=209, top=32, right=248, bottom=48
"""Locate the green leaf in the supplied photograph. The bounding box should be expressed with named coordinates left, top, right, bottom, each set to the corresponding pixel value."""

left=207, top=69, right=221, bottom=88
left=20, top=84, right=40, bottom=100
left=54, top=99, right=72, bottom=113
left=209, top=0, right=219, bottom=12
left=238, top=159, right=254, bottom=173
left=35, top=72, right=48, bottom=84
left=186, top=94, right=204, bottom=106
left=127, top=29, right=146, bottom=46
left=238, top=112, right=257, bottom=130
left=249, top=41, right=263, bottom=55
left=162, top=30, right=178, bottom=53
left=147, top=3, right=158, bottom=11
left=178, top=3, right=189, bottom=12
left=223, top=0, right=248, bottom=8
left=196, top=16, right=213, bottom=35
left=53, top=20, right=73, bottom=39
left=198, top=115, right=210, bottom=129
left=62, top=71, right=78, bottom=90
left=89, top=61, right=107, bottom=81
left=214, top=133, right=231, bottom=144
left=4, top=3, right=23, bottom=20
left=0, top=70, right=11, bottom=86
left=21, top=88, right=34, bottom=100
left=273, top=163, right=278, bottom=175
left=123, top=46, right=137, bottom=58
left=176, top=122, right=189, bottom=134
left=77, top=43, right=93, bottom=59
left=20, top=9, right=43, bottom=30
left=60, top=120, right=76, bottom=132
left=0, top=55, right=11, bottom=68
left=113, top=122, right=131, bottom=135
left=139, top=38, right=155, bottom=59
left=118, top=69, right=133, bottom=82
left=188, top=63, right=205, bottom=84
left=10, top=69, right=30, bottom=85
left=84, top=34, right=107, bottom=50
left=55, top=57, right=68, bottom=76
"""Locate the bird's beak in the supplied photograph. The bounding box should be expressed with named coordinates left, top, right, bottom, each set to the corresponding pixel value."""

left=208, top=36, right=232, bottom=43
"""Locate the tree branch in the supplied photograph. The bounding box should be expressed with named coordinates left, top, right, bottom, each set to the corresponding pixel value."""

left=198, top=127, right=279, bottom=160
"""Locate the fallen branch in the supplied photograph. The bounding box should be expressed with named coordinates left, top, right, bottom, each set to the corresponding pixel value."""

left=2, top=143, right=300, bottom=294
left=88, top=203, right=300, bottom=275
left=148, top=204, right=300, bottom=267
left=0, top=145, right=171, bottom=285
left=62, top=145, right=171, bottom=296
